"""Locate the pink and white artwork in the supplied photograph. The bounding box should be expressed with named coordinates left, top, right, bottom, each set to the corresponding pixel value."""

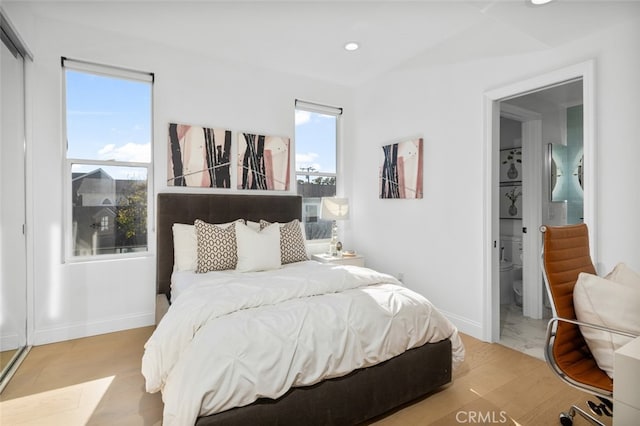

left=237, top=133, right=290, bottom=191
left=379, top=137, right=423, bottom=199
left=168, top=123, right=231, bottom=188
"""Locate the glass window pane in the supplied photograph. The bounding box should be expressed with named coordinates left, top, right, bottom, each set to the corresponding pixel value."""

left=295, top=108, right=338, bottom=240
left=295, top=110, right=336, bottom=174
left=71, top=164, right=147, bottom=256
left=65, top=70, right=151, bottom=162
left=64, top=62, right=152, bottom=260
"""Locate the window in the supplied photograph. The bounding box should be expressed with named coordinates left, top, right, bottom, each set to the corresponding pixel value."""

left=100, top=216, right=109, bottom=232
left=63, top=58, right=153, bottom=258
left=294, top=100, right=342, bottom=240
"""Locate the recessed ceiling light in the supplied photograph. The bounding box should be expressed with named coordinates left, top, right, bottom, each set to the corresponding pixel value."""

left=344, top=42, right=359, bottom=51
left=531, top=0, right=554, bottom=5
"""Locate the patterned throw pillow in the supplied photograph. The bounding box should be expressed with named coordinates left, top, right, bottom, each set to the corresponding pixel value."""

left=260, top=219, right=308, bottom=265
left=194, top=219, right=242, bottom=272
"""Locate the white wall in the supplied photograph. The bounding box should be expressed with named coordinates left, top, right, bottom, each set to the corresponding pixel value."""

left=348, top=17, right=640, bottom=338
left=5, top=5, right=354, bottom=345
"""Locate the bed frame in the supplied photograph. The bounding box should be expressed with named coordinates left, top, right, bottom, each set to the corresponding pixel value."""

left=156, top=193, right=452, bottom=425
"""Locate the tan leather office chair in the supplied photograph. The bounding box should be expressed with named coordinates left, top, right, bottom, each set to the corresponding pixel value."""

left=540, top=224, right=629, bottom=426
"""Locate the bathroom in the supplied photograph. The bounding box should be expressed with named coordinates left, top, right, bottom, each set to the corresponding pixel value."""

left=497, top=79, right=584, bottom=358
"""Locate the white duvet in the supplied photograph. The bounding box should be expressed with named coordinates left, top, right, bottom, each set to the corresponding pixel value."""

left=142, top=261, right=465, bottom=426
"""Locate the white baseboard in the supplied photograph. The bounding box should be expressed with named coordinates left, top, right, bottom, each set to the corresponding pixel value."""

left=439, top=309, right=484, bottom=341
left=33, top=312, right=155, bottom=346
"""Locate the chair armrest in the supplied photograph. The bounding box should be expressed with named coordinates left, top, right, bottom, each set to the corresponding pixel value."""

left=547, top=316, right=639, bottom=339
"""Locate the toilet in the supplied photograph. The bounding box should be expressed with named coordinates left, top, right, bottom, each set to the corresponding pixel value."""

left=499, top=236, right=523, bottom=306
left=499, top=259, right=513, bottom=304
left=513, top=279, right=523, bottom=306
left=512, top=264, right=523, bottom=307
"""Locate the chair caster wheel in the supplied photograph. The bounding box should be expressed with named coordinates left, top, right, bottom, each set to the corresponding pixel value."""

left=559, top=412, right=573, bottom=426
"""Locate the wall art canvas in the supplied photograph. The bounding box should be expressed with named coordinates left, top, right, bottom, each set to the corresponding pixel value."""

left=379, top=137, right=423, bottom=199
left=500, top=183, right=523, bottom=219
left=500, top=148, right=522, bottom=182
left=237, top=132, right=290, bottom=191
left=167, top=123, right=231, bottom=188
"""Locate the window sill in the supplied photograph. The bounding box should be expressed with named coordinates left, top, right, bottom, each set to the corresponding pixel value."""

left=64, top=250, right=153, bottom=265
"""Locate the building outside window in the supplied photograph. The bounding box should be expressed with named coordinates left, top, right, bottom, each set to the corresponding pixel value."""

left=294, top=100, right=341, bottom=240
left=63, top=58, right=153, bottom=258
left=100, top=215, right=109, bottom=232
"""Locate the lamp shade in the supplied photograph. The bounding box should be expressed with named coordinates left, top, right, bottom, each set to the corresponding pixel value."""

left=320, top=197, right=350, bottom=221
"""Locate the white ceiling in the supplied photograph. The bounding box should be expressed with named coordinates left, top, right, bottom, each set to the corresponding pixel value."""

left=12, top=0, right=640, bottom=87
left=503, top=78, right=583, bottom=112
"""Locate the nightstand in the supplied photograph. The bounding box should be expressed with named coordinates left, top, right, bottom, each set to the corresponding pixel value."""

left=312, top=253, right=365, bottom=267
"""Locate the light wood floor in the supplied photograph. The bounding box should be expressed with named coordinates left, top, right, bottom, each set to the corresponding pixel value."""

left=0, top=327, right=612, bottom=425
left=1, top=349, right=19, bottom=372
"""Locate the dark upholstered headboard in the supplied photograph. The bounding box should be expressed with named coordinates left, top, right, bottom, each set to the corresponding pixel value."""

left=156, top=193, right=302, bottom=297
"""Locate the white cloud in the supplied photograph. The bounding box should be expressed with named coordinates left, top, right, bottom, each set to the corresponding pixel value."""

left=295, top=110, right=311, bottom=125
left=296, top=152, right=318, bottom=164
left=295, top=109, right=336, bottom=125
left=98, top=144, right=115, bottom=154
left=296, top=152, right=322, bottom=172
left=98, top=142, right=151, bottom=162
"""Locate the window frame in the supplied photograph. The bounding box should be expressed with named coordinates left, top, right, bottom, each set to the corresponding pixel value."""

left=62, top=58, right=154, bottom=262
left=294, top=99, right=342, bottom=241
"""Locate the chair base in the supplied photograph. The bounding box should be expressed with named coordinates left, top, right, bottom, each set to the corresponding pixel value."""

left=560, top=404, right=605, bottom=426
left=588, top=398, right=613, bottom=417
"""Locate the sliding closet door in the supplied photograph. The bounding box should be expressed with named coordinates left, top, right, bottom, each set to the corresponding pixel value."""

left=0, top=24, right=28, bottom=387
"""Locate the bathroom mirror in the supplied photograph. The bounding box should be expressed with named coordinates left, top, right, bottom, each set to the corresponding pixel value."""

left=549, top=143, right=568, bottom=202
left=549, top=103, right=585, bottom=206
left=548, top=142, right=584, bottom=203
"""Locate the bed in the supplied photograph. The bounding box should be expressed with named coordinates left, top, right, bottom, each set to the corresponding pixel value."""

left=144, top=193, right=464, bottom=426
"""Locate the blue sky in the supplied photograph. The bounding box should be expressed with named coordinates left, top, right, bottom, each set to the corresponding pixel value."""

left=294, top=110, right=337, bottom=175
left=66, top=70, right=152, bottom=163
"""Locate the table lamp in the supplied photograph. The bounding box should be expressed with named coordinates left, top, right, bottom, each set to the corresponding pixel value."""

left=320, top=197, right=350, bottom=256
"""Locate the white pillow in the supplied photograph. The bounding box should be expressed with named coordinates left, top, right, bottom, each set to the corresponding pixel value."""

left=574, top=271, right=640, bottom=378
left=246, top=220, right=261, bottom=232
left=235, top=222, right=282, bottom=272
left=606, top=262, right=640, bottom=287
left=172, top=224, right=197, bottom=271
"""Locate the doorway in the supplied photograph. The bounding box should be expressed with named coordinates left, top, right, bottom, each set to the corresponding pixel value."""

left=483, top=61, right=596, bottom=348
left=497, top=81, right=585, bottom=358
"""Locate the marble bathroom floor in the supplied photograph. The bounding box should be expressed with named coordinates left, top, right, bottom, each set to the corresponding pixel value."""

left=499, top=303, right=552, bottom=361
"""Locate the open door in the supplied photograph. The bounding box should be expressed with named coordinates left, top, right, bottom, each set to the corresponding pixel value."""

left=483, top=61, right=595, bottom=343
